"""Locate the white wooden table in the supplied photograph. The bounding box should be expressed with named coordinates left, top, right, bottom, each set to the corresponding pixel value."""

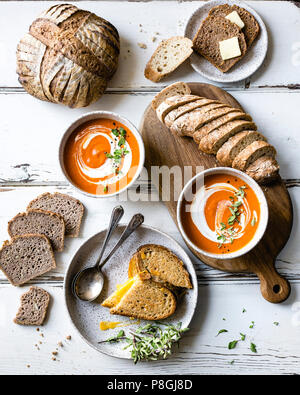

left=0, top=0, right=300, bottom=375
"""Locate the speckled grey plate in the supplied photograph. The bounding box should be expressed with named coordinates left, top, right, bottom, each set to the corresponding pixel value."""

left=185, top=0, right=268, bottom=83
left=64, top=224, right=198, bottom=359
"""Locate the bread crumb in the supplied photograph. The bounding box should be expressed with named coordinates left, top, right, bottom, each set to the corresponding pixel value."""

left=40, top=333, right=44, bottom=337
left=52, top=357, right=56, bottom=361
left=27, top=365, right=30, bottom=368
left=36, top=328, right=40, bottom=332
left=152, top=37, right=157, bottom=42
left=52, top=351, right=58, bottom=356
left=138, top=43, right=147, bottom=49
left=58, top=342, right=63, bottom=347
left=66, top=335, right=71, bottom=340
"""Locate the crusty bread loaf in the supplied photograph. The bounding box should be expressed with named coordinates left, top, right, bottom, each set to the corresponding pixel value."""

left=199, top=120, right=257, bottom=154
left=164, top=98, right=220, bottom=128
left=193, top=15, right=247, bottom=73
left=151, top=82, right=191, bottom=111
left=8, top=209, right=65, bottom=252
left=27, top=193, right=84, bottom=237
left=14, top=286, right=50, bottom=326
left=156, top=95, right=199, bottom=123
left=129, top=244, right=192, bottom=289
left=0, top=235, right=56, bottom=286
left=193, top=111, right=252, bottom=144
left=171, top=105, right=236, bottom=137
left=145, top=36, right=193, bottom=82
left=246, top=155, right=279, bottom=184
left=232, top=141, right=276, bottom=171
left=216, top=130, right=266, bottom=166
left=109, top=275, right=177, bottom=320
left=208, top=4, right=259, bottom=47
left=16, top=4, right=120, bottom=108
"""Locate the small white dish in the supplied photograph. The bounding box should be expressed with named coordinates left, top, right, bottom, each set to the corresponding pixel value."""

left=184, top=0, right=268, bottom=83
left=58, top=111, right=145, bottom=198
left=177, top=167, right=269, bottom=260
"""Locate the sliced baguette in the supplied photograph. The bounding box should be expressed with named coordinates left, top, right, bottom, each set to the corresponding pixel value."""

left=208, top=4, right=260, bottom=47
left=171, top=105, right=237, bottom=137
left=193, top=111, right=252, bottom=144
left=232, top=141, right=276, bottom=171
left=8, top=209, right=65, bottom=252
left=199, top=120, right=257, bottom=154
left=192, top=15, right=247, bottom=73
left=27, top=192, right=84, bottom=237
left=216, top=130, right=266, bottom=166
left=128, top=244, right=192, bottom=289
left=0, top=234, right=56, bottom=286
left=156, top=95, right=200, bottom=123
left=151, top=82, right=191, bottom=111
left=14, top=286, right=50, bottom=326
left=164, top=98, right=220, bottom=128
left=246, top=155, right=279, bottom=184
left=145, top=36, right=193, bottom=82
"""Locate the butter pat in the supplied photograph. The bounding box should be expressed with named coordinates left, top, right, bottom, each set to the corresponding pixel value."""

left=225, top=11, right=245, bottom=29
left=219, top=37, right=241, bottom=61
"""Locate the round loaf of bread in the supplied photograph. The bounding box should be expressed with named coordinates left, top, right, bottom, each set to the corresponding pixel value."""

left=16, top=3, right=120, bottom=108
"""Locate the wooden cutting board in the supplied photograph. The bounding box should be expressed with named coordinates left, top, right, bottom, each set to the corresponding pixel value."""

left=140, top=82, right=293, bottom=303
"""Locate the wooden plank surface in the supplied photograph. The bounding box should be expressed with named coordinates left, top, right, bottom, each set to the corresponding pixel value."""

left=0, top=0, right=299, bottom=375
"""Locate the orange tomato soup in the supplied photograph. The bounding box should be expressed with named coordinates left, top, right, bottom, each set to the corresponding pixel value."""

left=64, top=118, right=140, bottom=196
left=181, top=173, right=260, bottom=255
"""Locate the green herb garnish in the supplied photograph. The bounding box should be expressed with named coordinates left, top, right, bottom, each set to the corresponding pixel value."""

left=228, top=340, right=238, bottom=350
left=216, top=329, right=228, bottom=337
left=100, top=322, right=188, bottom=364
left=249, top=321, right=255, bottom=329
left=240, top=333, right=246, bottom=341
left=103, top=185, right=108, bottom=193
left=251, top=217, right=256, bottom=226
left=273, top=322, right=279, bottom=326
left=250, top=343, right=257, bottom=353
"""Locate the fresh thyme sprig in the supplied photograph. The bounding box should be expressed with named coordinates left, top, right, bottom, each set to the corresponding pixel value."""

left=99, top=322, right=189, bottom=363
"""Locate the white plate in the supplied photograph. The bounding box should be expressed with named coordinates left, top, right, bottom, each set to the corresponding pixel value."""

left=64, top=224, right=198, bottom=360
left=184, top=0, right=268, bottom=83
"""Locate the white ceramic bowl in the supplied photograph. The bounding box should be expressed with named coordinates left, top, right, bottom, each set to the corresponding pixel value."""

left=177, top=167, right=269, bottom=260
left=59, top=111, right=145, bottom=198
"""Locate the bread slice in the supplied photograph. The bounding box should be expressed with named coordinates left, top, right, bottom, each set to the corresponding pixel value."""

left=232, top=141, right=276, bottom=171
left=171, top=105, right=236, bottom=137
left=151, top=82, right=191, bottom=111
left=128, top=244, right=192, bottom=289
left=27, top=193, right=84, bottom=237
left=216, top=130, right=266, bottom=166
left=199, top=120, right=257, bottom=154
left=105, top=273, right=177, bottom=321
left=208, top=4, right=260, bottom=47
left=164, top=98, right=220, bottom=128
left=193, top=15, right=247, bottom=73
left=145, top=36, right=193, bottom=82
left=156, top=95, right=200, bottom=123
left=246, top=155, right=280, bottom=184
left=8, top=209, right=65, bottom=252
left=193, top=111, right=252, bottom=144
left=14, top=286, right=50, bottom=326
left=0, top=235, right=56, bottom=286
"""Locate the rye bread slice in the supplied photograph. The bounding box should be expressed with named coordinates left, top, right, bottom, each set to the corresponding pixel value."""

left=8, top=209, right=65, bottom=252
left=27, top=193, right=84, bottom=237
left=208, top=4, right=260, bottom=47
left=216, top=130, right=266, bottom=166
left=193, top=111, right=252, bottom=144
left=14, top=286, right=50, bottom=326
left=145, top=36, right=193, bottom=82
left=164, top=98, right=220, bottom=128
left=156, top=95, right=200, bottom=123
left=246, top=155, right=280, bottom=184
left=199, top=120, right=257, bottom=154
left=171, top=105, right=236, bottom=137
left=192, top=15, right=247, bottom=73
left=108, top=275, right=177, bottom=320
left=232, top=140, right=276, bottom=171
left=151, top=82, right=191, bottom=111
left=0, top=234, right=56, bottom=286
left=128, top=244, right=192, bottom=289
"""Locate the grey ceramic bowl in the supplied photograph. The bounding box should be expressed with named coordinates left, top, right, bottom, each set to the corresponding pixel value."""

left=64, top=224, right=198, bottom=359
left=58, top=111, right=145, bottom=198
left=184, top=0, right=268, bottom=83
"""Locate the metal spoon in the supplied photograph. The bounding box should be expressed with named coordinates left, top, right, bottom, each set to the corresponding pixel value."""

left=72, top=211, right=144, bottom=302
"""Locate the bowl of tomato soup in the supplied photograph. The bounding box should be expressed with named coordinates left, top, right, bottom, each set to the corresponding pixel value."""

left=59, top=112, right=145, bottom=197
left=177, top=168, right=268, bottom=259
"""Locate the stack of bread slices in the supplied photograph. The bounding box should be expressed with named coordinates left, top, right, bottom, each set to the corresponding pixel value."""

left=152, top=82, right=279, bottom=184
left=0, top=192, right=84, bottom=287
